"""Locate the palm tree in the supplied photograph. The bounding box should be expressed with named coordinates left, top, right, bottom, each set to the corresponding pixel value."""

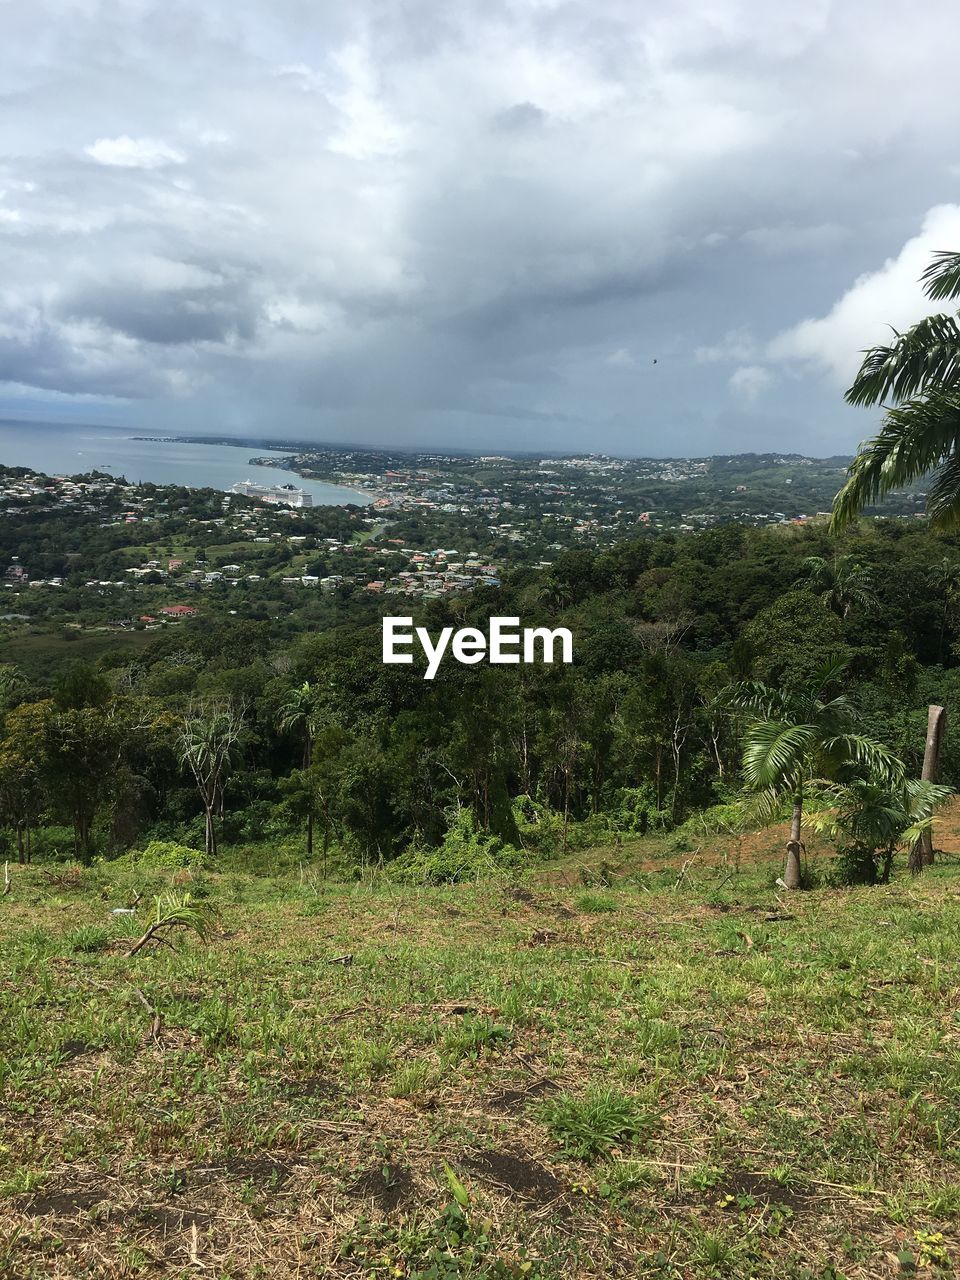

left=277, top=681, right=324, bottom=857
left=833, top=249, right=960, bottom=529
left=176, top=703, right=243, bottom=858
left=806, top=775, right=952, bottom=883
left=723, top=655, right=899, bottom=889
left=801, top=555, right=878, bottom=619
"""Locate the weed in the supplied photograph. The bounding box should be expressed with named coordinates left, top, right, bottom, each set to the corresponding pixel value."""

left=64, top=924, right=111, bottom=953
left=539, top=1086, right=656, bottom=1160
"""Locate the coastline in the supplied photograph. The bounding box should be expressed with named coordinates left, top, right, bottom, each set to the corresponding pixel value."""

left=126, top=436, right=374, bottom=505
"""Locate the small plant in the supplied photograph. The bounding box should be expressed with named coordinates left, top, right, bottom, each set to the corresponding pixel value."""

left=687, top=1163, right=724, bottom=1191
left=597, top=1159, right=656, bottom=1199
left=575, top=891, right=618, bottom=913
left=914, top=1231, right=950, bottom=1269
left=390, top=1060, right=431, bottom=1098
left=539, top=1086, right=656, bottom=1161
left=126, top=891, right=219, bottom=956
left=65, top=924, right=111, bottom=954
left=696, top=1228, right=735, bottom=1271
left=0, top=1169, right=47, bottom=1197
left=440, top=1015, right=512, bottom=1062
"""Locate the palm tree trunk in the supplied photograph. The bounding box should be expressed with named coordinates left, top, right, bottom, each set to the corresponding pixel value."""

left=783, top=799, right=803, bottom=889
left=918, top=704, right=946, bottom=867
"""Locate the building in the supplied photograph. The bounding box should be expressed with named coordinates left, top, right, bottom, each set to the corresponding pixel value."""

left=230, top=480, right=313, bottom=508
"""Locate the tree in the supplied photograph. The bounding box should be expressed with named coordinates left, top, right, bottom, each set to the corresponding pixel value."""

left=277, top=681, right=326, bottom=857
left=806, top=774, right=952, bottom=884
left=176, top=703, right=243, bottom=858
left=47, top=705, right=127, bottom=859
left=723, top=656, right=898, bottom=889
left=53, top=661, right=111, bottom=711
left=833, top=249, right=960, bottom=528
left=800, top=555, right=878, bottom=620
left=0, top=701, right=50, bottom=862
left=0, top=665, right=27, bottom=712
left=928, top=559, right=960, bottom=659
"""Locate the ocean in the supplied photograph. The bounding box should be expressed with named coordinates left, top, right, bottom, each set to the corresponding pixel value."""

left=0, top=420, right=371, bottom=507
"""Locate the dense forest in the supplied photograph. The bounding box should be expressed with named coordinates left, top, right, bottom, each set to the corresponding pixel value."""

left=2, top=513, right=957, bottom=886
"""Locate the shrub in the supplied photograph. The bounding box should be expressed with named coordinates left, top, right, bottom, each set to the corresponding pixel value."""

left=391, top=809, right=526, bottom=885
left=114, top=840, right=209, bottom=871
left=511, top=794, right=565, bottom=852
left=611, top=786, right=669, bottom=835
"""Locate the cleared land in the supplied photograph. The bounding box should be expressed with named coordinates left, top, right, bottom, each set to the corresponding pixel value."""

left=1, top=831, right=959, bottom=1279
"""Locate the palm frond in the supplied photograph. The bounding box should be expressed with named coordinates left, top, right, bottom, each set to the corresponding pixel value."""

left=746, top=786, right=791, bottom=827
left=925, top=450, right=960, bottom=530
left=153, top=891, right=219, bottom=940
left=716, top=680, right=785, bottom=720
left=820, top=734, right=902, bottom=782
left=903, top=777, right=954, bottom=815
left=920, top=250, right=960, bottom=301
left=831, top=389, right=960, bottom=530
left=807, top=652, right=851, bottom=701
left=742, top=722, right=816, bottom=789
left=844, top=314, right=960, bottom=407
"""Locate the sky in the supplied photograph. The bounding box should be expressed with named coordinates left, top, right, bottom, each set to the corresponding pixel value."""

left=2, top=0, right=960, bottom=457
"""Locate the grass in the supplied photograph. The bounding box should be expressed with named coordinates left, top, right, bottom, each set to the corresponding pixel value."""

left=0, top=628, right=155, bottom=676
left=1, top=837, right=959, bottom=1277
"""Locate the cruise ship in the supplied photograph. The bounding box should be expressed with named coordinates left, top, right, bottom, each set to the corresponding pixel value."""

left=230, top=480, right=313, bottom=508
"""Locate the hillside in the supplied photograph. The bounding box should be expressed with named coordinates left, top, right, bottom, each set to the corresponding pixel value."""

left=2, top=833, right=958, bottom=1279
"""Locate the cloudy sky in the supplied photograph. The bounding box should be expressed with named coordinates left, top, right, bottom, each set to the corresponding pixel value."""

left=2, top=0, right=960, bottom=456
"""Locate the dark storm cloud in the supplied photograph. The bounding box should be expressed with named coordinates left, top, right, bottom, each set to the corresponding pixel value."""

left=58, top=278, right=261, bottom=347
left=1, top=0, right=960, bottom=452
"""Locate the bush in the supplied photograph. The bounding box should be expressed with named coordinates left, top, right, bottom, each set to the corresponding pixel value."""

left=829, top=844, right=884, bottom=887
left=23, top=826, right=76, bottom=861
left=391, top=810, right=526, bottom=885
left=677, top=801, right=753, bottom=841
left=511, top=794, right=565, bottom=852
left=115, top=840, right=209, bottom=871
left=611, top=786, right=669, bottom=835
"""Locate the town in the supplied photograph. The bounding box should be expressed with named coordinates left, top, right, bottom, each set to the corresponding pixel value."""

left=0, top=446, right=927, bottom=660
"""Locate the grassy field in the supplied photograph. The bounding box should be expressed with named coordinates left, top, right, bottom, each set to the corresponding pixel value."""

left=0, top=628, right=157, bottom=677
left=1, top=834, right=959, bottom=1279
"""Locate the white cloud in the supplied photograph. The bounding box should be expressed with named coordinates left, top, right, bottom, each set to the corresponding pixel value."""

left=767, top=204, right=960, bottom=385
left=84, top=136, right=186, bottom=169
left=603, top=347, right=635, bottom=368
left=729, top=364, right=772, bottom=401
left=695, top=328, right=757, bottom=364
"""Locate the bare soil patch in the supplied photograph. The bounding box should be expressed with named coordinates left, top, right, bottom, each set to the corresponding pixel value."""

left=465, top=1150, right=565, bottom=1202
left=351, top=1162, right=414, bottom=1212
